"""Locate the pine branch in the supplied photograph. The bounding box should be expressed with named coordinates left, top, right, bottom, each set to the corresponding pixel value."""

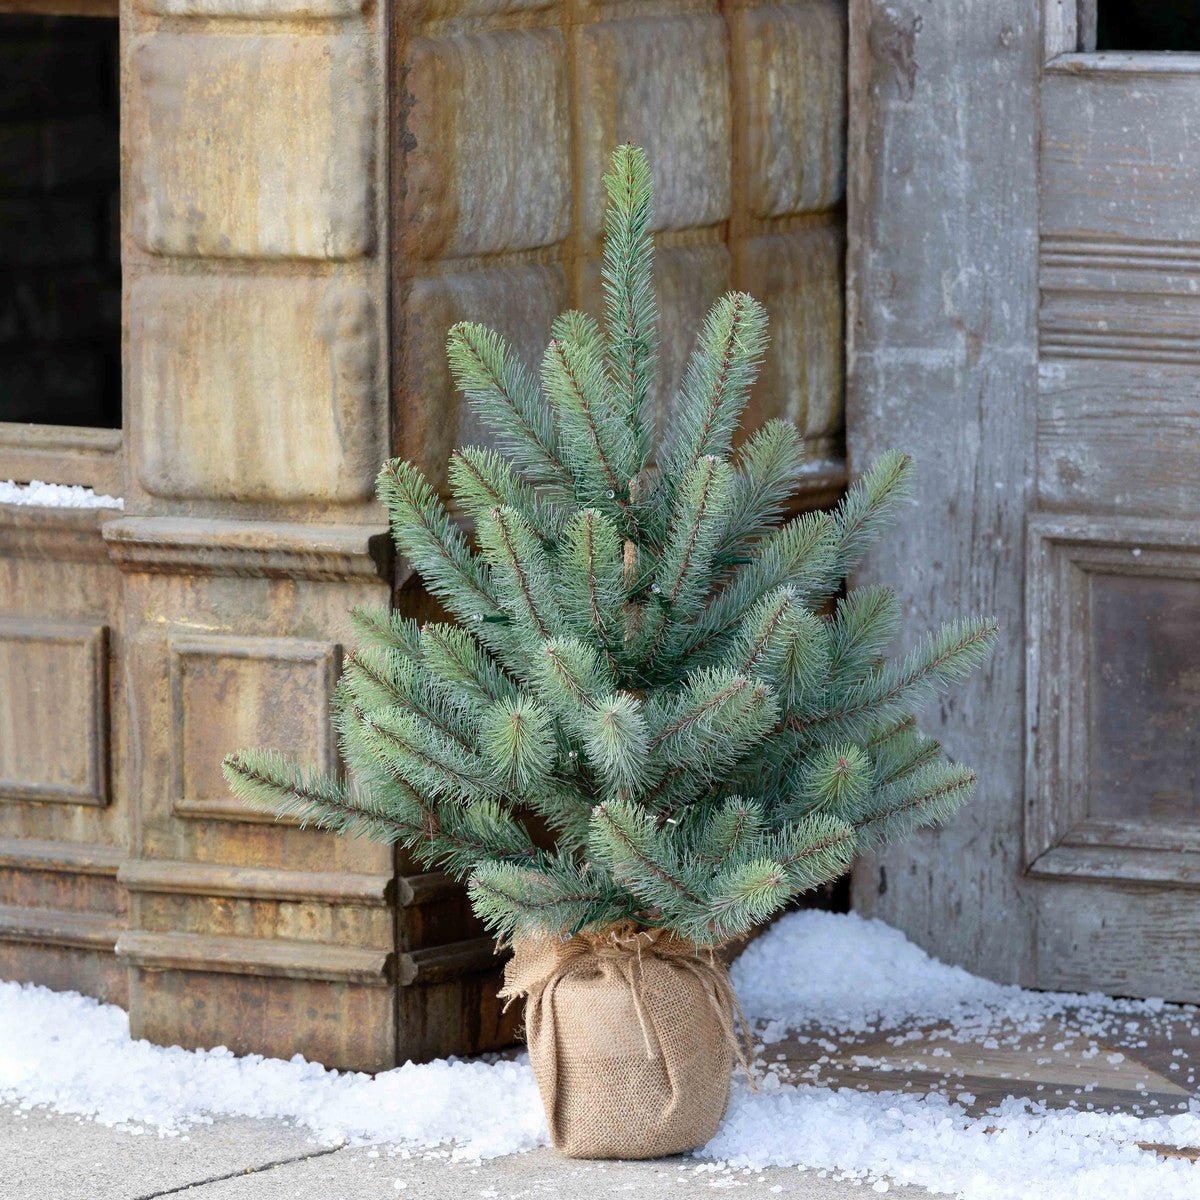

left=559, top=508, right=625, bottom=659
left=418, top=623, right=518, bottom=704
left=543, top=312, right=638, bottom=530
left=447, top=322, right=572, bottom=491
left=591, top=798, right=704, bottom=906
left=448, top=447, right=561, bottom=546
left=797, top=744, right=872, bottom=814
left=647, top=669, right=778, bottom=770
left=720, top=586, right=802, bottom=685
left=535, top=637, right=615, bottom=717
left=853, top=764, right=977, bottom=852
left=789, top=618, right=999, bottom=743
left=693, top=796, right=765, bottom=865
left=772, top=814, right=857, bottom=892
left=359, top=706, right=497, bottom=802
left=679, top=508, right=838, bottom=668
left=637, top=455, right=733, bottom=671
left=222, top=750, right=415, bottom=844
left=376, top=460, right=502, bottom=625
left=602, top=143, right=658, bottom=467
left=578, top=691, right=649, bottom=797
left=826, top=586, right=902, bottom=685
left=479, top=697, right=555, bottom=792
left=469, top=858, right=630, bottom=941
left=833, top=449, right=914, bottom=573
left=715, top=419, right=807, bottom=562
left=348, top=606, right=423, bottom=657
left=475, top=505, right=565, bottom=642
left=342, top=648, right=477, bottom=753
left=657, top=292, right=769, bottom=510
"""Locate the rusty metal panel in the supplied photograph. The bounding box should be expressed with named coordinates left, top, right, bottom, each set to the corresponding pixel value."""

left=392, top=0, right=849, bottom=499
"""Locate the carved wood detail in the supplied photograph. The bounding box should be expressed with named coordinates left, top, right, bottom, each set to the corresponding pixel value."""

left=1026, top=514, right=1200, bottom=876
left=167, top=634, right=341, bottom=824
left=102, top=517, right=392, bottom=582
left=0, top=618, right=110, bottom=808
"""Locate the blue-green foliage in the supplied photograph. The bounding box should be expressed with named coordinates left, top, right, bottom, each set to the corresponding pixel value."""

left=223, top=146, right=996, bottom=948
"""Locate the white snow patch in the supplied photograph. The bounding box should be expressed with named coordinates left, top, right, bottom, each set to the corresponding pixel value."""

left=0, top=479, right=123, bottom=510
left=732, top=910, right=1004, bottom=1033
left=0, top=980, right=543, bottom=1161
left=706, top=1084, right=1200, bottom=1199
left=2, top=910, right=1199, bottom=1200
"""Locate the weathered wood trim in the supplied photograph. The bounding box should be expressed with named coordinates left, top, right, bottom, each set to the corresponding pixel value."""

left=1043, top=0, right=1080, bottom=59
left=1046, top=52, right=1200, bottom=76
left=0, top=0, right=117, bottom=14
left=397, top=871, right=461, bottom=908
left=118, top=860, right=393, bottom=906
left=1031, top=845, right=1200, bottom=889
left=847, top=0, right=1041, bottom=984
left=0, top=426, right=122, bottom=496
left=1035, top=882, right=1200, bottom=1000
left=0, top=504, right=118, bottom=564
left=1041, top=236, right=1200, bottom=275
left=116, top=929, right=392, bottom=985
left=396, top=937, right=501, bottom=988
left=0, top=838, right=123, bottom=876
left=1061, top=819, right=1200, bottom=853
left=0, top=904, right=122, bottom=952
left=786, top=454, right=847, bottom=512
left=101, top=517, right=392, bottom=582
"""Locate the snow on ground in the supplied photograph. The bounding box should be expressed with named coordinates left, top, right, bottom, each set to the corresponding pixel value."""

left=732, top=909, right=1179, bottom=1043
left=3, top=910, right=1200, bottom=1199
left=0, top=479, right=123, bottom=509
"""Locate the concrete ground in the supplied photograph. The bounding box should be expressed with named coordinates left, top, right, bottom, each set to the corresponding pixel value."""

left=1, top=1106, right=927, bottom=1200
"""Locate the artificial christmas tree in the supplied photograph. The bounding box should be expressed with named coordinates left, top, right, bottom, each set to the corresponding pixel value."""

left=223, top=144, right=996, bottom=1159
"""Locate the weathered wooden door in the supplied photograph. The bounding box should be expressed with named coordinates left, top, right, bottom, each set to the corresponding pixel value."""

left=850, top=1, right=1200, bottom=999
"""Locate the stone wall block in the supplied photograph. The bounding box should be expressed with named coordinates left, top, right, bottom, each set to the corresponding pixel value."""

left=401, top=31, right=570, bottom=260
left=131, top=276, right=383, bottom=504
left=400, top=264, right=568, bottom=489
left=735, top=2, right=847, bottom=219
left=741, top=226, right=844, bottom=441
left=576, top=15, right=732, bottom=236
left=129, top=34, right=374, bottom=260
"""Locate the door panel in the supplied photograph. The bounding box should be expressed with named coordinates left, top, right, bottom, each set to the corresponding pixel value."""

left=849, top=3, right=1200, bottom=1000
left=1088, top=573, right=1200, bottom=825
left=1031, top=48, right=1200, bottom=998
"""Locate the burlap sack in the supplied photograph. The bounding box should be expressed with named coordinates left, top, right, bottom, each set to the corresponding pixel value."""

left=500, top=925, right=750, bottom=1160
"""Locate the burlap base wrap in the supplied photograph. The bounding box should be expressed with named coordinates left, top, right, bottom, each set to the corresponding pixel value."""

left=500, top=925, right=751, bottom=1160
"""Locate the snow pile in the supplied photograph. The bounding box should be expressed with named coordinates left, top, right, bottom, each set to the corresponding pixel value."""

left=0, top=979, right=542, bottom=1161
left=0, top=479, right=123, bottom=510
left=734, top=910, right=1181, bottom=1044
left=3, top=910, right=1199, bottom=1198
left=732, top=910, right=1005, bottom=1034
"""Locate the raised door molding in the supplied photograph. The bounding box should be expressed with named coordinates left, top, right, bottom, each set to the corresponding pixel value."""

left=1026, top=513, right=1200, bottom=882
left=0, top=618, right=110, bottom=808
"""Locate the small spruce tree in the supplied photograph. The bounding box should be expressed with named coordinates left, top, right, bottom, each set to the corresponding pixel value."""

left=223, top=145, right=997, bottom=949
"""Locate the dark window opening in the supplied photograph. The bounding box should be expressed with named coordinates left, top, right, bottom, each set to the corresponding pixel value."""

left=0, top=14, right=120, bottom=430
left=1096, top=2, right=1200, bottom=51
